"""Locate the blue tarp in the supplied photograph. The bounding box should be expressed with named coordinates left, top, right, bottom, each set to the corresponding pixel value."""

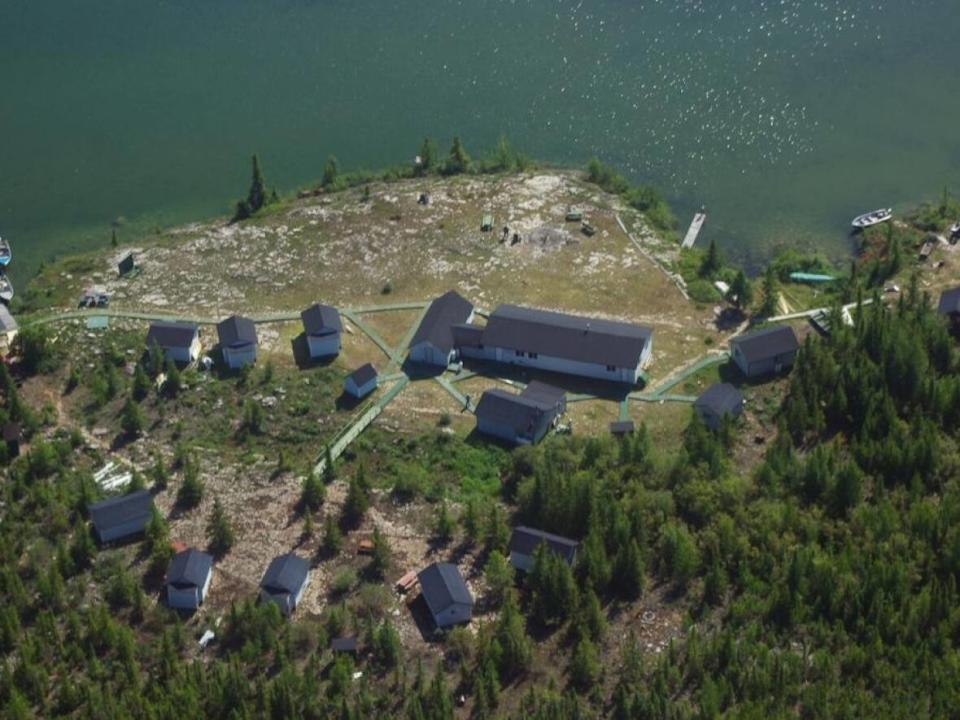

left=789, top=272, right=835, bottom=283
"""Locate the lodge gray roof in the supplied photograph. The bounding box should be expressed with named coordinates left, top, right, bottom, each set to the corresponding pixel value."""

left=695, top=383, right=744, bottom=417
left=452, top=323, right=484, bottom=348
left=938, top=287, right=960, bottom=315
left=730, top=325, right=798, bottom=364
left=410, top=291, right=474, bottom=355
left=88, top=490, right=154, bottom=537
left=509, top=526, right=578, bottom=565
left=347, top=363, right=378, bottom=387
left=166, top=549, right=213, bottom=590
left=260, top=553, right=308, bottom=595
left=417, top=562, right=473, bottom=614
left=301, top=304, right=342, bottom=335
left=146, top=321, right=199, bottom=350
left=477, top=304, right=652, bottom=369
left=217, top=315, right=257, bottom=348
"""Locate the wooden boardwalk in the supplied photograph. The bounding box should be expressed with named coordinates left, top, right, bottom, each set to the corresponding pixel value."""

left=681, top=212, right=707, bottom=249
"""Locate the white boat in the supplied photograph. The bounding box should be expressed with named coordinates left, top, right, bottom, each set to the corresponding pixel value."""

left=0, top=237, right=10, bottom=267
left=0, top=274, right=13, bottom=303
left=852, top=208, right=893, bottom=229
left=950, top=222, right=960, bottom=237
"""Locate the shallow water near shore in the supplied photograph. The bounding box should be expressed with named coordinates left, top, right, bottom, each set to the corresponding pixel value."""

left=2, top=0, right=959, bottom=281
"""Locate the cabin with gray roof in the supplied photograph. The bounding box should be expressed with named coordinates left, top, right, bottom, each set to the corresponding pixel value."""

left=508, top=526, right=579, bottom=572
left=938, top=287, right=960, bottom=319
left=217, top=315, right=258, bottom=369
left=344, top=363, right=378, bottom=399
left=474, top=381, right=566, bottom=445
left=408, top=291, right=475, bottom=367
left=729, top=325, right=799, bottom=378
left=456, top=304, right=653, bottom=384
left=166, top=548, right=213, bottom=610
left=259, top=553, right=310, bottom=616
left=88, top=490, right=154, bottom=544
left=301, top=303, right=342, bottom=358
left=694, top=383, right=745, bottom=430
left=146, top=322, right=201, bottom=365
left=417, top=562, right=474, bottom=629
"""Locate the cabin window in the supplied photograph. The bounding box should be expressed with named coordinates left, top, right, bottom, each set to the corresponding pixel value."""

left=478, top=344, right=484, bottom=350
left=515, top=350, right=523, bottom=357
left=606, top=365, right=616, bottom=372
left=529, top=352, right=538, bottom=359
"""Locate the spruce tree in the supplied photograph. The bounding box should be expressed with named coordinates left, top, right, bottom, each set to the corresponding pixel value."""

left=419, top=137, right=437, bottom=173
left=247, top=154, right=267, bottom=214
left=323, top=515, right=343, bottom=556
left=447, top=136, right=471, bottom=175
left=759, top=265, right=779, bottom=318
left=729, top=270, right=753, bottom=310
left=301, top=472, right=325, bottom=513
left=369, top=526, right=390, bottom=578
left=322, top=155, right=339, bottom=188
left=699, top=238, right=722, bottom=278
left=120, top=398, right=145, bottom=437
left=132, top=363, right=151, bottom=401
left=342, top=472, right=368, bottom=526
left=206, top=497, right=235, bottom=556
left=176, top=457, right=205, bottom=509
left=433, top=501, right=454, bottom=544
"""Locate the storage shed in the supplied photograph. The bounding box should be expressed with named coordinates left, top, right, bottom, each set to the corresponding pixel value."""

left=508, top=526, right=579, bottom=572
left=729, top=326, right=799, bottom=378
left=694, top=383, right=745, bottom=430
left=259, top=553, right=310, bottom=616
left=146, top=322, right=201, bottom=365
left=301, top=303, right=342, bottom=358
left=88, top=490, right=154, bottom=544
left=166, top=548, right=213, bottom=610
left=344, top=363, right=378, bottom=399
left=217, top=315, right=258, bottom=369
left=417, top=562, right=474, bottom=629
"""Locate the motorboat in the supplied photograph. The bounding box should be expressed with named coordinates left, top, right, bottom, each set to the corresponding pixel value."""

left=852, top=208, right=893, bottom=229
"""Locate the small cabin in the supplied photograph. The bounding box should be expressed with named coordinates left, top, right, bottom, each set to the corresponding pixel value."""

left=331, top=637, right=358, bottom=655
left=508, top=526, right=579, bottom=573
left=481, top=214, right=494, bottom=232
left=694, top=383, right=745, bottom=431
left=344, top=364, right=378, bottom=400
left=146, top=322, right=201, bottom=365
left=565, top=209, right=583, bottom=222
left=301, top=304, right=342, bottom=359
left=166, top=548, right=213, bottom=610
left=730, top=326, right=799, bottom=378
left=217, top=315, right=257, bottom=369
left=87, top=490, right=154, bottom=544
left=259, top=553, right=310, bottom=616
left=938, top=287, right=960, bottom=319
left=408, top=291, right=475, bottom=367
left=418, top=562, right=474, bottom=629
left=475, top=382, right=566, bottom=446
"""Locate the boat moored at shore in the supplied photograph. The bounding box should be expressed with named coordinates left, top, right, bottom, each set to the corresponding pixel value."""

left=0, top=237, right=10, bottom=267
left=852, top=208, right=893, bottom=229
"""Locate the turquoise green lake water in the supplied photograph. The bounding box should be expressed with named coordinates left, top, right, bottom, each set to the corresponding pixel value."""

left=3, top=0, right=959, bottom=282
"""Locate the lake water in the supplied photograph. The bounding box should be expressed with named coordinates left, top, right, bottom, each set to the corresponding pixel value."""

left=3, top=0, right=959, bottom=281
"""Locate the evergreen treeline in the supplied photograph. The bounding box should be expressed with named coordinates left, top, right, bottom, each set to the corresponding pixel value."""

left=2, top=281, right=960, bottom=718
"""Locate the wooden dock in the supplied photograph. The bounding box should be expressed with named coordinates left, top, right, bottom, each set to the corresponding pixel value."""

left=681, top=212, right=707, bottom=249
